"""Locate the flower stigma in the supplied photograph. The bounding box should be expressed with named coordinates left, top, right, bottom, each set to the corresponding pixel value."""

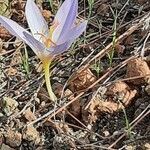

left=34, top=32, right=56, bottom=48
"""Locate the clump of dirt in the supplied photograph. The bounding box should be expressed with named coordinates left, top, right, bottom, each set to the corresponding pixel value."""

left=126, top=57, right=150, bottom=85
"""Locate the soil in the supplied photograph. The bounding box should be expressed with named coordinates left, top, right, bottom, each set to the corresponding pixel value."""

left=0, top=0, right=150, bottom=149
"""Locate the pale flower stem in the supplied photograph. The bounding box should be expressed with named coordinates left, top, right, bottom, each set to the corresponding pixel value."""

left=43, top=61, right=57, bottom=101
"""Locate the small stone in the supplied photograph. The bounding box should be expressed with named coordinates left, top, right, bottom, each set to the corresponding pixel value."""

left=1, top=144, right=15, bottom=150
left=145, top=85, right=150, bottom=95
left=23, top=126, right=40, bottom=144
left=24, top=108, right=37, bottom=122
left=125, top=145, right=136, bottom=150
left=126, top=58, right=150, bottom=85
left=103, top=130, right=110, bottom=137
left=144, top=143, right=150, bottom=149
left=2, top=97, right=18, bottom=116
left=5, top=129, right=22, bottom=147
left=69, top=68, right=96, bottom=92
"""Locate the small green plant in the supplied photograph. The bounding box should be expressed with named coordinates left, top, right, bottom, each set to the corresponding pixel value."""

left=118, top=100, right=132, bottom=138
left=108, top=0, right=130, bottom=67
left=90, top=59, right=102, bottom=77
left=48, top=0, right=54, bottom=12
left=87, top=0, right=94, bottom=18
left=108, top=7, right=117, bottom=67
left=21, top=45, right=30, bottom=78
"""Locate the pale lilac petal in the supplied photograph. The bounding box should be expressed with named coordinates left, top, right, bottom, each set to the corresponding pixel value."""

left=25, top=0, right=48, bottom=41
left=0, top=16, right=29, bottom=41
left=0, top=16, right=37, bottom=49
left=52, top=0, right=78, bottom=42
left=47, top=41, right=73, bottom=56
left=23, top=31, right=46, bottom=57
left=57, top=21, right=87, bottom=44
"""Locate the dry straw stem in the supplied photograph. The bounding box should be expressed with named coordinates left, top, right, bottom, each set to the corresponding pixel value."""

left=74, top=12, right=150, bottom=78
left=26, top=12, right=150, bottom=127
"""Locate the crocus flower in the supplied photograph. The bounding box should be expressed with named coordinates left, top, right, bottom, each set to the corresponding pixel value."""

left=0, top=0, right=87, bottom=101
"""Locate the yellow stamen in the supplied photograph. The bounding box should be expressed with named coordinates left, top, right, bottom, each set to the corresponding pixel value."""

left=49, top=20, right=59, bottom=38
left=35, top=32, right=56, bottom=48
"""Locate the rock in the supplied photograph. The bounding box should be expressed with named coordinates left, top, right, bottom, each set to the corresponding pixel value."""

left=69, top=68, right=96, bottom=92
left=24, top=108, right=37, bottom=122
left=145, top=85, right=150, bottom=95
left=23, top=126, right=40, bottom=144
left=2, top=97, right=18, bottom=116
left=125, top=58, right=150, bottom=85
left=5, top=129, right=22, bottom=147
left=1, top=144, right=15, bottom=150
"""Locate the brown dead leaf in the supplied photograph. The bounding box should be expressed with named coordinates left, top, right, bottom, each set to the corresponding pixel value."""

left=0, top=26, right=12, bottom=40
left=126, top=57, right=150, bottom=85
left=97, top=3, right=109, bottom=16
left=65, top=89, right=81, bottom=119
left=24, top=108, right=37, bottom=122
left=115, top=44, right=125, bottom=54
left=124, top=35, right=134, bottom=45
left=5, top=129, right=22, bottom=147
left=68, top=99, right=81, bottom=118
left=69, top=68, right=96, bottom=92
left=82, top=81, right=137, bottom=124
left=106, top=81, right=129, bottom=95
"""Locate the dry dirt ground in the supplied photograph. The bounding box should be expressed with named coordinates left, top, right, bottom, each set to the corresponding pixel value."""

left=0, top=0, right=150, bottom=149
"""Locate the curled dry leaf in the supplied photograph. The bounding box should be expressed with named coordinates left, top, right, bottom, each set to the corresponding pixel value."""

left=126, top=57, right=150, bottom=85
left=69, top=68, right=96, bottom=92
left=82, top=81, right=137, bottom=124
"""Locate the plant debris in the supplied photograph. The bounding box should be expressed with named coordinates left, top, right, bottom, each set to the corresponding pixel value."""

left=0, top=0, right=150, bottom=149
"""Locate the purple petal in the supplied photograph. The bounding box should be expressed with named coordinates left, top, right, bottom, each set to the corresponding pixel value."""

left=25, top=0, right=48, bottom=41
left=57, top=21, right=87, bottom=44
left=0, top=16, right=36, bottom=48
left=23, top=31, right=47, bottom=57
left=47, top=41, right=73, bottom=56
left=0, top=16, right=29, bottom=41
left=52, top=0, right=78, bottom=42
